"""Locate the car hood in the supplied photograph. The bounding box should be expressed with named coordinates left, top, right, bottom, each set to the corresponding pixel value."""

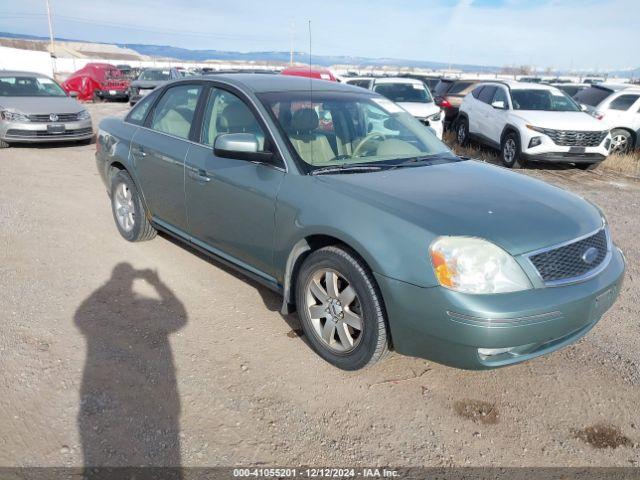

left=131, top=80, right=165, bottom=89
left=511, top=111, right=606, bottom=131
left=396, top=102, right=440, bottom=118
left=317, top=160, right=602, bottom=255
left=0, top=96, right=83, bottom=114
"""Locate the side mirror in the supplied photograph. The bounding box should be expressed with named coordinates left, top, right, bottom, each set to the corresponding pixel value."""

left=214, top=133, right=274, bottom=163
left=69, top=91, right=79, bottom=98
left=491, top=100, right=506, bottom=110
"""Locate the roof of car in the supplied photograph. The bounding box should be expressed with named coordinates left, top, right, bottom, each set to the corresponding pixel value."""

left=192, top=73, right=369, bottom=94
left=590, top=83, right=640, bottom=92
left=373, top=77, right=424, bottom=85
left=478, top=80, right=563, bottom=91
left=0, top=70, right=51, bottom=77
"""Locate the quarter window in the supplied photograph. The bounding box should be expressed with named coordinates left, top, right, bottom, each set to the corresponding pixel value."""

left=471, top=86, right=484, bottom=99
left=150, top=85, right=202, bottom=139
left=609, top=94, right=640, bottom=111
left=478, top=86, right=497, bottom=104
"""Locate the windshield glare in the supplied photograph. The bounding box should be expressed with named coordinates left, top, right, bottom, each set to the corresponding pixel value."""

left=511, top=89, right=580, bottom=112
left=0, top=76, right=67, bottom=97
left=373, top=83, right=433, bottom=103
left=139, top=70, right=170, bottom=81
left=259, top=91, right=454, bottom=171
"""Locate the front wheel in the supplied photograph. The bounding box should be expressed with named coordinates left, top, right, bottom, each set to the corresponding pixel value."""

left=110, top=170, right=156, bottom=242
left=295, top=246, right=389, bottom=370
left=501, top=132, right=524, bottom=168
left=610, top=129, right=632, bottom=155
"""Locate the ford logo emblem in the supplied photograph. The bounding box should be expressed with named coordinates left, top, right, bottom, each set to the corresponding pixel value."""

left=581, top=247, right=599, bottom=265
left=49, top=113, right=59, bottom=122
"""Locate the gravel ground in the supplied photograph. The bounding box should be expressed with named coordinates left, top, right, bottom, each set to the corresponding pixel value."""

left=0, top=102, right=639, bottom=468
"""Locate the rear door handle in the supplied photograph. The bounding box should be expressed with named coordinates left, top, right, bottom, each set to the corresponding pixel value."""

left=188, top=169, right=211, bottom=183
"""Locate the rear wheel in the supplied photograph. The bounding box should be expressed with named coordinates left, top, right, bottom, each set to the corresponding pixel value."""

left=295, top=246, right=389, bottom=370
left=501, top=132, right=524, bottom=168
left=456, top=118, right=469, bottom=147
left=110, top=170, right=156, bottom=242
left=0, top=139, right=9, bottom=149
left=610, top=129, right=632, bottom=155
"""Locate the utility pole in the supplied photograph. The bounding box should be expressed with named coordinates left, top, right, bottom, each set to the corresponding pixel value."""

left=45, top=0, right=56, bottom=74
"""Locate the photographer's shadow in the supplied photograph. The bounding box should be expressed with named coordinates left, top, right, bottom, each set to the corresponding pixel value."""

left=75, top=263, right=186, bottom=475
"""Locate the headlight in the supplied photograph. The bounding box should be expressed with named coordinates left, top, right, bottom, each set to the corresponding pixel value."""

left=1, top=110, right=30, bottom=122
left=526, top=124, right=545, bottom=134
left=429, top=237, right=532, bottom=294
left=77, top=110, right=91, bottom=120
left=428, top=111, right=442, bottom=122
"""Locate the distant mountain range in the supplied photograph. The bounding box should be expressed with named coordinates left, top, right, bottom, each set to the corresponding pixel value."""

left=1, top=31, right=638, bottom=77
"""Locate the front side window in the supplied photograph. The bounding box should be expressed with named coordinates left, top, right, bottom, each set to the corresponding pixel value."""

left=139, top=69, right=171, bottom=81
left=510, top=89, right=580, bottom=111
left=0, top=75, right=66, bottom=97
left=492, top=88, right=509, bottom=107
left=200, top=88, right=268, bottom=151
left=373, top=83, right=433, bottom=103
left=259, top=91, right=455, bottom=172
left=150, top=85, right=202, bottom=139
left=608, top=94, right=640, bottom=111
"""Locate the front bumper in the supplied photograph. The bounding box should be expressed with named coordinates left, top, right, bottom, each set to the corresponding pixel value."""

left=375, top=247, right=625, bottom=369
left=522, top=152, right=606, bottom=164
left=95, top=89, right=129, bottom=100
left=1, top=119, right=94, bottom=143
left=521, top=130, right=611, bottom=164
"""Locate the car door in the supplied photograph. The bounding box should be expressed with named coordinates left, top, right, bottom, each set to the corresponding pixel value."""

left=485, top=86, right=510, bottom=144
left=130, top=83, right=203, bottom=233
left=466, top=86, right=484, bottom=134
left=474, top=86, right=497, bottom=141
left=184, top=86, right=285, bottom=279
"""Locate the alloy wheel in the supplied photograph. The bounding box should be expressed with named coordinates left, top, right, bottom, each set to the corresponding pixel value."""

left=610, top=134, right=629, bottom=154
left=457, top=123, right=467, bottom=144
left=113, top=182, right=135, bottom=232
left=305, top=268, right=363, bottom=353
left=503, top=138, right=517, bottom=164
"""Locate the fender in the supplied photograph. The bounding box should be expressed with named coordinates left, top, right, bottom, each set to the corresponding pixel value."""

left=280, top=238, right=312, bottom=314
left=500, top=123, right=522, bottom=146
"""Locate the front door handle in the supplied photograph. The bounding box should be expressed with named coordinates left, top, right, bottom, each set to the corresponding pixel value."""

left=188, top=169, right=211, bottom=183
left=132, top=145, right=147, bottom=157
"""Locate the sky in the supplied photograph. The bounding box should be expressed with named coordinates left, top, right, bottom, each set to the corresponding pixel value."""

left=0, top=0, right=638, bottom=70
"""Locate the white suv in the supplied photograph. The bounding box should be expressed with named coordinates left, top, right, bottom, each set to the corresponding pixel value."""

left=344, top=77, right=444, bottom=139
left=574, top=84, right=640, bottom=154
left=456, top=81, right=612, bottom=169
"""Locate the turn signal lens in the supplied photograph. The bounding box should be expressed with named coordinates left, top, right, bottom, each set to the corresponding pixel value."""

left=431, top=251, right=454, bottom=287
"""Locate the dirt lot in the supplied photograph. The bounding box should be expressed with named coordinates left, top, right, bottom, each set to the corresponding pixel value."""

left=1, top=102, right=639, bottom=468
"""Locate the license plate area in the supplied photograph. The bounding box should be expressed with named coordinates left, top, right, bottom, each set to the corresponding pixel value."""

left=47, top=124, right=66, bottom=134
left=592, top=285, right=618, bottom=319
left=569, top=146, right=586, bottom=154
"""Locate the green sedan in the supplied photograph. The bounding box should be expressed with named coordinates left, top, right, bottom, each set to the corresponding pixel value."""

left=96, top=74, right=625, bottom=370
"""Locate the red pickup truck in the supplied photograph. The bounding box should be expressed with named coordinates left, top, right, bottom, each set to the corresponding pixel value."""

left=61, top=63, right=130, bottom=102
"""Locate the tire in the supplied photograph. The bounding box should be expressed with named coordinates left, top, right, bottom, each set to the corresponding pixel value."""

left=610, top=129, right=632, bottom=155
left=456, top=117, right=469, bottom=147
left=0, top=138, right=9, bottom=149
left=110, top=170, right=156, bottom=242
left=501, top=131, right=525, bottom=168
left=577, top=162, right=600, bottom=171
left=295, top=246, right=389, bottom=370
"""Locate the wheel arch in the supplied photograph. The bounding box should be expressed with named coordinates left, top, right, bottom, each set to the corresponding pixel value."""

left=106, top=160, right=153, bottom=221
left=500, top=123, right=521, bottom=146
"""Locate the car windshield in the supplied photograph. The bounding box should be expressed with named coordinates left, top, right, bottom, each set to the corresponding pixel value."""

left=259, top=91, right=456, bottom=172
left=0, top=75, right=67, bottom=97
left=139, top=69, right=170, bottom=81
left=510, top=89, right=581, bottom=111
left=373, top=82, right=433, bottom=103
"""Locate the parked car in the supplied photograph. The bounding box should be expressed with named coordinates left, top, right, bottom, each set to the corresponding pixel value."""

left=432, top=78, right=480, bottom=128
left=128, top=67, right=182, bottom=106
left=116, top=64, right=141, bottom=81
left=343, top=77, right=375, bottom=89
left=371, top=77, right=443, bottom=139
left=61, top=63, right=129, bottom=102
left=0, top=70, right=93, bottom=148
left=280, top=66, right=338, bottom=82
left=574, top=84, right=640, bottom=154
left=456, top=81, right=612, bottom=169
left=549, top=83, right=589, bottom=98
left=398, top=74, right=442, bottom=92
left=96, top=75, right=624, bottom=371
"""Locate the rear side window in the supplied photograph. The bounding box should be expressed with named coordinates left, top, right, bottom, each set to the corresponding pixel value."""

left=574, top=87, right=612, bottom=107
left=448, top=81, right=475, bottom=95
left=471, top=86, right=484, bottom=99
left=478, top=86, right=497, bottom=104
left=126, top=92, right=157, bottom=125
left=434, top=80, right=454, bottom=97
left=348, top=79, right=371, bottom=89
left=150, top=84, right=202, bottom=139
left=608, top=94, right=640, bottom=111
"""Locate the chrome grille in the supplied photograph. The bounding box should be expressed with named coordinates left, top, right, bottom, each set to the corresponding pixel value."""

left=5, top=127, right=93, bottom=138
left=27, top=113, right=80, bottom=122
left=539, top=128, right=608, bottom=147
left=529, top=228, right=609, bottom=284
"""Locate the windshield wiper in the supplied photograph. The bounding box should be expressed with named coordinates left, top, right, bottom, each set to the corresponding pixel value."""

left=388, top=153, right=457, bottom=170
left=310, top=164, right=384, bottom=175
